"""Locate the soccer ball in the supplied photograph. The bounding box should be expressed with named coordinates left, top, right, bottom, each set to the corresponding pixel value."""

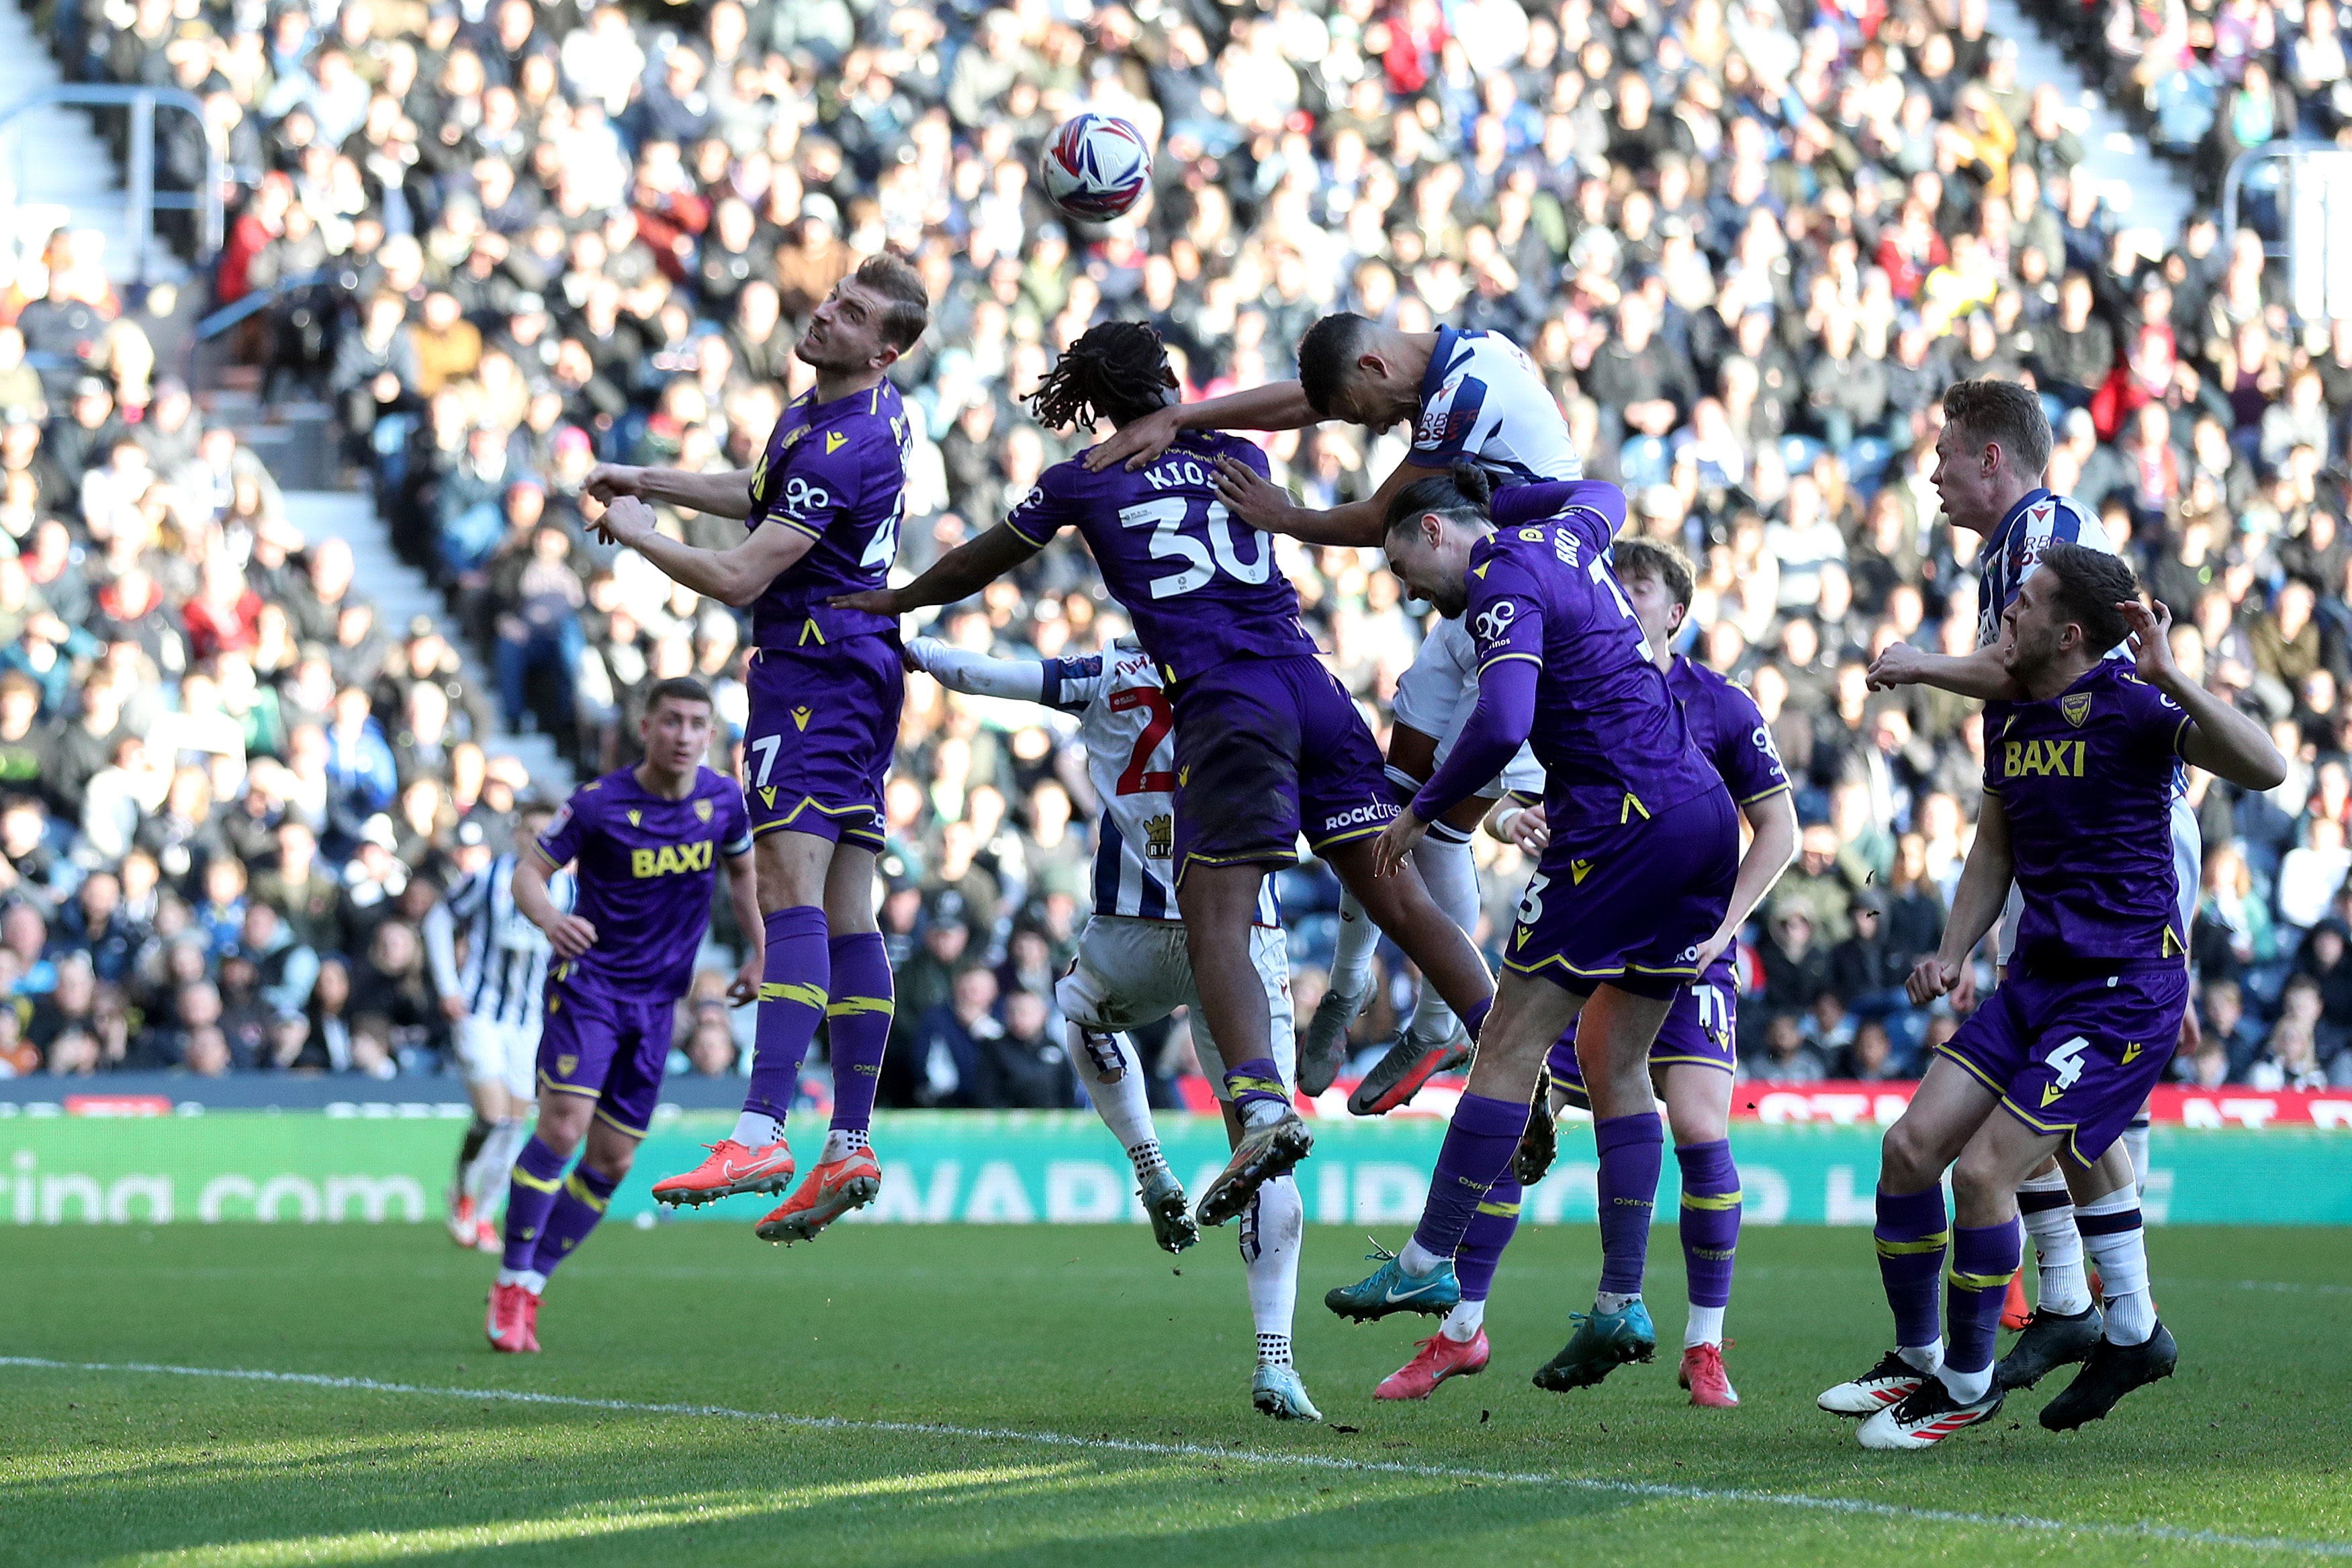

left=1038, top=113, right=1152, bottom=222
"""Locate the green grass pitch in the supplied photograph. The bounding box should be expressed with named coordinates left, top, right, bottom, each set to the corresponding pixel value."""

left=2, top=1220, right=2347, bottom=1565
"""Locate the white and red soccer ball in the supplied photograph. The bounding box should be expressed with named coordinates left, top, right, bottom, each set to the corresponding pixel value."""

left=1038, top=113, right=1152, bottom=222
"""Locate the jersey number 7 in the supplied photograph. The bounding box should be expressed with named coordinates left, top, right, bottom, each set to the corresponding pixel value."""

left=1108, top=686, right=1175, bottom=796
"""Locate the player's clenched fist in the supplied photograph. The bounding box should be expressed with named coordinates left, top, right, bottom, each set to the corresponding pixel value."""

left=1906, top=954, right=1964, bottom=1007
left=584, top=463, right=645, bottom=504
left=593, top=495, right=658, bottom=550
left=1866, top=641, right=1928, bottom=691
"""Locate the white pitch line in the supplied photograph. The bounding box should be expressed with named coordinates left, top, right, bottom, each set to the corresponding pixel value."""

left=5, top=1356, right=2347, bottom=1559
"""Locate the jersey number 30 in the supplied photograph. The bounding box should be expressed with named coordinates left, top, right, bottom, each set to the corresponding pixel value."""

left=1117, top=497, right=1271, bottom=599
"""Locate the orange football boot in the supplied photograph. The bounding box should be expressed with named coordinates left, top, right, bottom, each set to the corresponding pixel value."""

left=650, top=1138, right=795, bottom=1208
left=755, top=1148, right=882, bottom=1243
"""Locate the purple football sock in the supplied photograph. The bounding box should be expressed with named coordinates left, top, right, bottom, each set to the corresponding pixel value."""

left=1459, top=995, right=1492, bottom=1044
left=1408, top=1091, right=1529, bottom=1260
left=824, top=932, right=893, bottom=1134
left=1594, top=1111, right=1664, bottom=1297
left=1222, top=1056, right=1291, bottom=1115
left=531, top=1162, right=620, bottom=1279
left=743, top=905, right=830, bottom=1125
left=1944, top=1217, right=2024, bottom=1378
left=500, top=1136, right=568, bottom=1273
left=1455, top=1175, right=1522, bottom=1302
left=1674, top=1138, right=1740, bottom=1310
left=1874, top=1185, right=1950, bottom=1351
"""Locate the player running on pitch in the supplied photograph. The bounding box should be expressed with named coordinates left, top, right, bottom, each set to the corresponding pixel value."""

left=1820, top=547, right=2282, bottom=1448
left=1324, top=467, right=1737, bottom=1397
left=1866, top=379, right=2198, bottom=1379
left=835, top=321, right=1496, bottom=1232
left=425, top=800, right=572, bottom=1252
left=1087, top=313, right=1578, bottom=1111
left=1377, top=539, right=1797, bottom=1408
left=485, top=679, right=760, bottom=1352
left=583, top=252, right=928, bottom=1242
left=904, top=631, right=1319, bottom=1421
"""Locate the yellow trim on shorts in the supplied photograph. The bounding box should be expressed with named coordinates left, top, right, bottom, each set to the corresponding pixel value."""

left=1932, top=1040, right=2008, bottom=1097
left=1649, top=1054, right=1735, bottom=1072
left=752, top=798, right=881, bottom=837
left=537, top=1071, right=602, bottom=1100
left=593, top=1105, right=650, bottom=1140
left=1173, top=847, right=1299, bottom=889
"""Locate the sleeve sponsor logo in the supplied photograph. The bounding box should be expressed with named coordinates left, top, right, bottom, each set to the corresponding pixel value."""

left=1469, top=598, right=1519, bottom=653
left=780, top=476, right=831, bottom=518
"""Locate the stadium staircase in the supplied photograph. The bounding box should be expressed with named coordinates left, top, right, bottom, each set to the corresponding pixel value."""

left=0, top=3, right=149, bottom=284
left=281, top=490, right=577, bottom=796
left=1987, top=0, right=2195, bottom=240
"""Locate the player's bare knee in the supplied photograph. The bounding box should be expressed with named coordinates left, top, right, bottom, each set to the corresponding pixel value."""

left=1879, top=1115, right=1946, bottom=1193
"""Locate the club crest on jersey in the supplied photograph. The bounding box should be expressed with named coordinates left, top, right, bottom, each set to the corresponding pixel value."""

left=2061, top=693, right=2093, bottom=727
left=695, top=800, right=714, bottom=822
left=782, top=425, right=807, bottom=450
left=1144, top=813, right=1173, bottom=860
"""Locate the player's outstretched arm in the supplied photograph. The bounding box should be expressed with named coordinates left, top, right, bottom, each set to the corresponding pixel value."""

left=1081, top=381, right=1320, bottom=473
left=1210, top=452, right=1450, bottom=549
left=720, top=848, right=762, bottom=1007
left=514, top=841, right=598, bottom=959
left=592, top=495, right=813, bottom=607
left=830, top=521, right=1043, bottom=618
left=1910, top=793, right=2011, bottom=1005
left=901, top=637, right=1048, bottom=704
left=1867, top=640, right=2025, bottom=700
left=1375, top=657, right=1540, bottom=878
left=2123, top=599, right=2288, bottom=791
left=585, top=463, right=757, bottom=520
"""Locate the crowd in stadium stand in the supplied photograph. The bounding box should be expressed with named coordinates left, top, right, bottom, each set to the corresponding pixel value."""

left=7, top=0, right=2351, bottom=1100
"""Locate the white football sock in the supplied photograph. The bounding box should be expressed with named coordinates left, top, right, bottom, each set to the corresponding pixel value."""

left=1938, top=1363, right=1993, bottom=1403
left=1240, top=1174, right=1302, bottom=1358
left=1684, top=1304, right=1726, bottom=1348
left=732, top=1111, right=785, bottom=1148
left=1897, top=1342, right=1945, bottom=1374
left=464, top=1118, right=531, bottom=1204
left=1240, top=1097, right=1286, bottom=1129
left=2018, top=1170, right=2091, bottom=1316
left=819, top=1127, right=869, bottom=1162
left=1075, top=1031, right=1167, bottom=1175
left=1328, top=891, right=1379, bottom=998
left=2122, top=1119, right=2151, bottom=1197
left=1441, top=1297, right=1486, bottom=1342
left=2077, top=1187, right=2156, bottom=1346
left=1595, top=1290, right=1641, bottom=1316
left=1399, top=1237, right=1445, bottom=1277
left=1405, top=833, right=1482, bottom=1037
left=496, top=1267, right=548, bottom=1295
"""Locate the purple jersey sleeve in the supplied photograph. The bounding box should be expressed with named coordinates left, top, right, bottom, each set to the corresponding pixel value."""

left=1707, top=679, right=1791, bottom=804
left=720, top=787, right=753, bottom=858
left=1412, top=657, right=1539, bottom=823
left=1463, top=541, right=1547, bottom=674
left=533, top=788, right=592, bottom=868
left=1005, top=462, right=1082, bottom=549
left=1490, top=479, right=1627, bottom=549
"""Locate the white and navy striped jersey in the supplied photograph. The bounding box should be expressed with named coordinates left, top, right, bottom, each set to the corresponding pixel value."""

left=1409, top=326, right=1584, bottom=485
left=1042, top=641, right=1281, bottom=927
left=1974, top=488, right=2112, bottom=649
left=435, top=854, right=576, bottom=1031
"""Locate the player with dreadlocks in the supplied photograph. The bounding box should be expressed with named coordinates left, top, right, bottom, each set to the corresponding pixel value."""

left=833, top=321, right=1498, bottom=1423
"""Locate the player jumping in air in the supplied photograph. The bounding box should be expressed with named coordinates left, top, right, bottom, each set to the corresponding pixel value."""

left=834, top=322, right=1495, bottom=1232
left=904, top=633, right=1320, bottom=1421
left=1325, top=467, right=1737, bottom=1397
left=1087, top=314, right=1578, bottom=1112
left=1377, top=539, right=1797, bottom=1408
left=583, top=252, right=930, bottom=1242
left=1820, top=547, right=2282, bottom=1448
left=1866, top=379, right=2198, bottom=1378
left=484, top=679, right=760, bottom=1352
left=425, top=800, right=572, bottom=1252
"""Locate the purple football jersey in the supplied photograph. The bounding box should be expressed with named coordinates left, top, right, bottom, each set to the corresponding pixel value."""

left=1004, top=432, right=1319, bottom=682
left=1470, top=479, right=1723, bottom=855
left=744, top=379, right=912, bottom=649
left=1668, top=654, right=1791, bottom=988
left=1983, top=660, right=2189, bottom=968
left=532, top=765, right=753, bottom=1001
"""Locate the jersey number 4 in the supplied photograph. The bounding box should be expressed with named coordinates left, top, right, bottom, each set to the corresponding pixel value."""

left=1108, top=686, right=1175, bottom=795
